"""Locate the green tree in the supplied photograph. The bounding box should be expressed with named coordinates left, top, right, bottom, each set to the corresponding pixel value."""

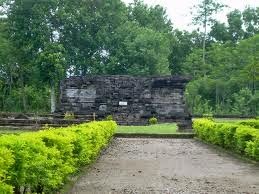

left=243, top=7, right=259, bottom=38
left=182, top=48, right=212, bottom=78
left=227, top=9, right=244, bottom=42
left=237, top=35, right=259, bottom=96
left=128, top=0, right=172, bottom=33
left=37, top=43, right=65, bottom=113
left=106, top=21, right=170, bottom=75
left=3, top=0, right=67, bottom=112
left=192, top=0, right=225, bottom=65
left=232, top=88, right=254, bottom=115
left=58, top=0, right=128, bottom=76
left=210, top=7, right=258, bottom=43
left=169, top=30, right=202, bottom=75
left=0, top=19, right=18, bottom=110
left=209, top=21, right=229, bottom=42
left=183, top=32, right=259, bottom=115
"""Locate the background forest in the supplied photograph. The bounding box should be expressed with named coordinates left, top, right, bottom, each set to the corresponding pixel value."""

left=0, top=0, right=258, bottom=115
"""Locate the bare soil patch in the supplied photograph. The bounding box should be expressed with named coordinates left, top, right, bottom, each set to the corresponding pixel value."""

left=70, top=138, right=259, bottom=194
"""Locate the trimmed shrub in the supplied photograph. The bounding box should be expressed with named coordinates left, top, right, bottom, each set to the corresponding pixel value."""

left=193, top=119, right=259, bottom=161
left=239, top=119, right=259, bottom=129
left=0, top=121, right=116, bottom=194
left=245, top=136, right=259, bottom=160
left=149, top=117, right=158, bottom=125
left=0, top=147, right=14, bottom=194
left=235, top=126, right=258, bottom=154
left=193, top=119, right=215, bottom=142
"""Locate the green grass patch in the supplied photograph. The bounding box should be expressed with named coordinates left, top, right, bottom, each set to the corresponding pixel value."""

left=1, top=123, right=179, bottom=135
left=116, top=123, right=178, bottom=134
left=0, top=128, right=32, bottom=135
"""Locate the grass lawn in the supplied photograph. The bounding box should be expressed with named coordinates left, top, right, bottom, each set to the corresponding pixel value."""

left=0, top=124, right=179, bottom=135
left=0, top=128, right=32, bottom=135
left=116, top=123, right=178, bottom=134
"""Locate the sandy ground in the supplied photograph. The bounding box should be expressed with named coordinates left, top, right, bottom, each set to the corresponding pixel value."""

left=70, top=138, right=259, bottom=194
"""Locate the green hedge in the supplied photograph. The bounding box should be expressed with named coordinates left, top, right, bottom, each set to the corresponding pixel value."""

left=0, top=121, right=116, bottom=194
left=238, top=119, right=259, bottom=129
left=193, top=119, right=259, bottom=161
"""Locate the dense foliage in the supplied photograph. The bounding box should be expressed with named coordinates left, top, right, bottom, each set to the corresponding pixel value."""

left=0, top=0, right=258, bottom=115
left=238, top=119, right=259, bottom=129
left=0, top=121, right=116, bottom=193
left=184, top=34, right=259, bottom=116
left=193, top=119, right=259, bottom=161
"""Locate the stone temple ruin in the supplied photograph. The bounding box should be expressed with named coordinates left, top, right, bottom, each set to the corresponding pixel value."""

left=58, top=75, right=192, bottom=130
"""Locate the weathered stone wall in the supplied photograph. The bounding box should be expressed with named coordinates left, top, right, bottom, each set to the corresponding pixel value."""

left=58, top=76, right=192, bottom=129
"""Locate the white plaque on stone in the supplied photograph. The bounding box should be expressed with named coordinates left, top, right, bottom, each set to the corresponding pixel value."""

left=119, top=101, right=128, bottom=106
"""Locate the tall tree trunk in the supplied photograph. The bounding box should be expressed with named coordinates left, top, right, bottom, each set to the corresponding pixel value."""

left=1, top=87, right=7, bottom=110
left=252, top=56, right=256, bottom=95
left=202, top=28, right=206, bottom=67
left=202, top=0, right=207, bottom=67
left=20, top=75, right=27, bottom=112
left=252, top=64, right=256, bottom=115
left=50, top=81, right=56, bottom=113
left=253, top=46, right=257, bottom=95
left=215, top=82, right=218, bottom=113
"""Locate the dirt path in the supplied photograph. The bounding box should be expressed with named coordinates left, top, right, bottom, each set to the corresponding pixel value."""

left=70, top=138, right=259, bottom=194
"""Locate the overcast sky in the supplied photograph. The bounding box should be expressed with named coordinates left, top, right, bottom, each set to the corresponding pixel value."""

left=122, top=0, right=259, bottom=31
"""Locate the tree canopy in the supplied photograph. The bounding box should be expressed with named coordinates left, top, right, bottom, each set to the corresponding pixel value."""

left=0, top=0, right=258, bottom=116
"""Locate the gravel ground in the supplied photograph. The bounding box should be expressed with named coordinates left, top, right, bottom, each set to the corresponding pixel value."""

left=70, top=138, right=259, bottom=194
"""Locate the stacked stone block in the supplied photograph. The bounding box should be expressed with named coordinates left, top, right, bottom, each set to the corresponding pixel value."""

left=59, top=75, right=192, bottom=130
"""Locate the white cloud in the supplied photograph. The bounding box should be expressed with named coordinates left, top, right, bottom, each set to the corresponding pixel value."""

left=123, top=0, right=259, bottom=31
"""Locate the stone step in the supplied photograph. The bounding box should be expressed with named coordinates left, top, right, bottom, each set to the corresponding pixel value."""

left=0, top=122, right=76, bottom=127
left=0, top=112, right=95, bottom=120
left=0, top=118, right=87, bottom=124
left=117, top=121, right=147, bottom=126
left=0, top=124, right=72, bottom=130
left=0, top=118, right=90, bottom=130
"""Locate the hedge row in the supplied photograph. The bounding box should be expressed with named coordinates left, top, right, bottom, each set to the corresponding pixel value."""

left=193, top=119, right=259, bottom=161
left=0, top=121, right=116, bottom=194
left=238, top=119, right=259, bottom=129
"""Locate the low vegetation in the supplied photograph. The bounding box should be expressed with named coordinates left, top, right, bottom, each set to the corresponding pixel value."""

left=0, top=121, right=116, bottom=194
left=193, top=119, right=259, bottom=161
left=116, top=123, right=178, bottom=134
left=0, top=128, right=29, bottom=135
left=148, top=117, right=158, bottom=125
left=64, top=111, right=75, bottom=120
left=238, top=119, right=259, bottom=129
